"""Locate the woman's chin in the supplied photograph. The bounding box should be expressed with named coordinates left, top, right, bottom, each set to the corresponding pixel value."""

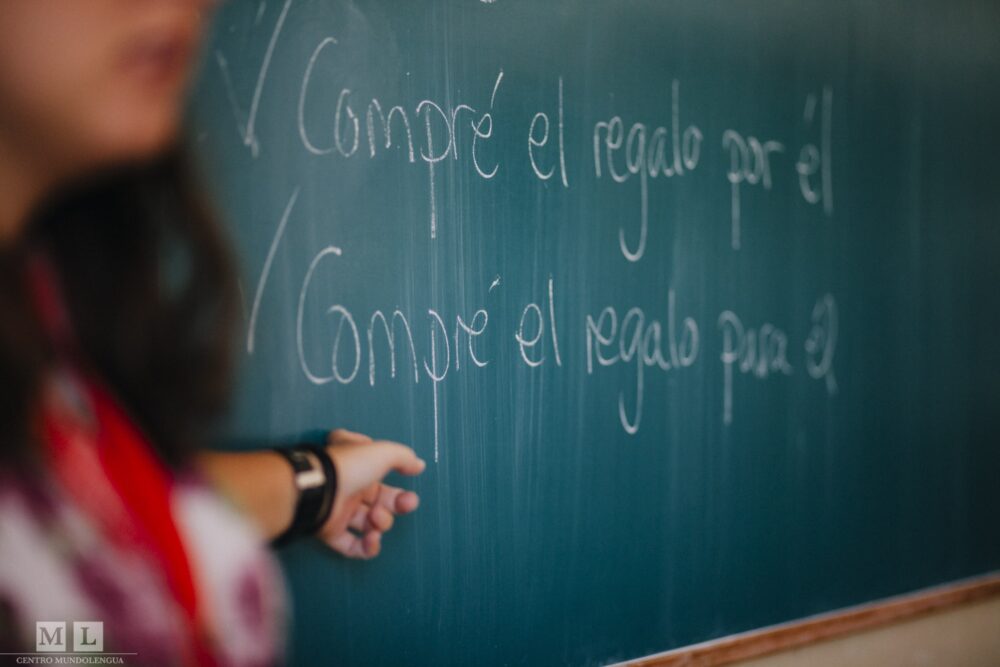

left=88, top=108, right=184, bottom=168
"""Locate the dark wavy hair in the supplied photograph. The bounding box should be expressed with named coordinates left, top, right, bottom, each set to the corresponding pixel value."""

left=0, top=147, right=239, bottom=469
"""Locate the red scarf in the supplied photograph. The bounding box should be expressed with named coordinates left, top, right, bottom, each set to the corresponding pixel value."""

left=29, top=254, right=217, bottom=666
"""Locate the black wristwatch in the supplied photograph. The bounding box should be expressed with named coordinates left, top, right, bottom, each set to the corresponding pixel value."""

left=271, top=444, right=337, bottom=547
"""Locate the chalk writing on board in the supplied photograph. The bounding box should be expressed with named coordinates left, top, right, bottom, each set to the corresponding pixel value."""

left=288, top=32, right=836, bottom=253
left=796, top=86, right=835, bottom=216
left=294, top=245, right=839, bottom=452
left=593, top=80, right=702, bottom=261
left=718, top=311, right=793, bottom=426
left=225, top=37, right=842, bottom=458
left=722, top=88, right=835, bottom=250
left=297, top=249, right=499, bottom=460
left=298, top=42, right=505, bottom=239
left=215, top=0, right=293, bottom=158
left=474, top=71, right=505, bottom=180
left=805, top=293, right=838, bottom=394
left=516, top=277, right=563, bottom=369
left=586, top=292, right=699, bottom=434
left=528, top=78, right=569, bottom=188
left=721, top=131, right=784, bottom=251
left=247, top=187, right=299, bottom=355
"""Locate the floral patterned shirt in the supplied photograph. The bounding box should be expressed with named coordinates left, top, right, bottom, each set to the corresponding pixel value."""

left=0, top=257, right=286, bottom=666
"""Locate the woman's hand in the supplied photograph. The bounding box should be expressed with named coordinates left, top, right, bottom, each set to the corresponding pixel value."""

left=318, top=429, right=426, bottom=559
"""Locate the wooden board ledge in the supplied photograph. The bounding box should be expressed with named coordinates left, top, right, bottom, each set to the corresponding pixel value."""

left=613, top=572, right=1000, bottom=666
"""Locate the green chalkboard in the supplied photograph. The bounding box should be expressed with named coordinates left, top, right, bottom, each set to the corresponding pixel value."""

left=189, top=1, right=1000, bottom=664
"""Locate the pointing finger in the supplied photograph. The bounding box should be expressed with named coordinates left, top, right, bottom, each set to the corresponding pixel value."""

left=372, top=441, right=426, bottom=477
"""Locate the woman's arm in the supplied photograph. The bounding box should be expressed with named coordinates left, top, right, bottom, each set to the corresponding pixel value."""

left=196, top=429, right=425, bottom=558
left=196, top=448, right=298, bottom=541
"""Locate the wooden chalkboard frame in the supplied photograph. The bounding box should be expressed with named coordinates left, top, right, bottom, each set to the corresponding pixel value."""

left=616, top=572, right=1000, bottom=666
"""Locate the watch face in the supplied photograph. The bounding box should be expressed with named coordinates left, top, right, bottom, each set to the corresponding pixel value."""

left=289, top=450, right=310, bottom=468
left=295, top=454, right=326, bottom=490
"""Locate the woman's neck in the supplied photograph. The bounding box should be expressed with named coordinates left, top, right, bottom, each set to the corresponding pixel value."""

left=0, top=137, right=49, bottom=246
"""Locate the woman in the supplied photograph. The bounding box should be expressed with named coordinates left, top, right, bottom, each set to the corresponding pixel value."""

left=0, top=1, right=425, bottom=664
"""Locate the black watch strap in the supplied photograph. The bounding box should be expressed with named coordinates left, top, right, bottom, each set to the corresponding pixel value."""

left=271, top=445, right=338, bottom=547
